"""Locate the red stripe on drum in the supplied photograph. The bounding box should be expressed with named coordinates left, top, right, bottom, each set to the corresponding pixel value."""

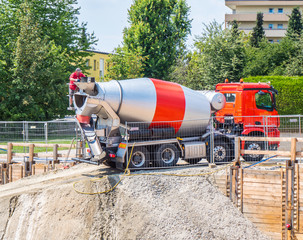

left=150, top=78, right=186, bottom=133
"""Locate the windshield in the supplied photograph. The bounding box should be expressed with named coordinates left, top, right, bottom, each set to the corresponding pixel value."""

left=255, top=92, right=274, bottom=111
left=224, top=93, right=236, bottom=103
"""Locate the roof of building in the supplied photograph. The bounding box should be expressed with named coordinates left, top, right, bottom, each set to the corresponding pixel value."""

left=84, top=49, right=111, bottom=55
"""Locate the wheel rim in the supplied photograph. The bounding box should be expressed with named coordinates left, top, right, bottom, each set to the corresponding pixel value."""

left=214, top=145, right=226, bottom=162
left=247, top=143, right=261, bottom=159
left=161, top=148, right=175, bottom=164
left=131, top=151, right=145, bottom=167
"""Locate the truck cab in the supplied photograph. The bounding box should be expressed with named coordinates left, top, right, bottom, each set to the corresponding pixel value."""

left=214, top=80, right=280, bottom=161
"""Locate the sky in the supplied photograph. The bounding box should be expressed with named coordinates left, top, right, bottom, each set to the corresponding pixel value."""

left=77, top=0, right=230, bottom=53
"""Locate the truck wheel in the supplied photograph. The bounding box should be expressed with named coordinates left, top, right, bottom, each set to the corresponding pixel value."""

left=208, top=140, right=231, bottom=163
left=243, top=141, right=264, bottom=162
left=127, top=146, right=150, bottom=169
left=155, top=144, right=180, bottom=167
left=185, top=158, right=202, bottom=164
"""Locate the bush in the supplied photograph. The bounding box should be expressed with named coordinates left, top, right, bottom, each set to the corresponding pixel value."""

left=244, top=76, right=303, bottom=115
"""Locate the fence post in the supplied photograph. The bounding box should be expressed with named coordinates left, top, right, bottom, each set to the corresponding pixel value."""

left=29, top=144, right=34, bottom=175
left=7, top=142, right=13, bottom=164
left=290, top=138, right=297, bottom=163
left=210, top=117, right=214, bottom=164
left=52, top=144, right=58, bottom=169
left=9, top=164, right=12, bottom=183
left=234, top=137, right=241, bottom=165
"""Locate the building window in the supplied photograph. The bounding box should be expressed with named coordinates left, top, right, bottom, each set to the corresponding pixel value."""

left=277, top=24, right=283, bottom=29
left=94, top=60, right=96, bottom=71
left=269, top=24, right=273, bottom=30
left=232, top=9, right=236, bottom=14
left=86, top=59, right=90, bottom=67
left=269, top=39, right=274, bottom=43
left=269, top=8, right=274, bottom=14
left=278, top=8, right=283, bottom=14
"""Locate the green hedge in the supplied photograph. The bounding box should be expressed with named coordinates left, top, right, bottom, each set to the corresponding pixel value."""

left=243, top=76, right=303, bottom=115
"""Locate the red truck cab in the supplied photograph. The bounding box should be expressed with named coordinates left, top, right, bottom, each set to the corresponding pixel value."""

left=214, top=80, right=280, bottom=161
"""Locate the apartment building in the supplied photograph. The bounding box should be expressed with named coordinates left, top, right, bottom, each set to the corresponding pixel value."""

left=225, top=1, right=303, bottom=42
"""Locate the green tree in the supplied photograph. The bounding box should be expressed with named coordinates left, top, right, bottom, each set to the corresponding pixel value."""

left=0, top=0, right=97, bottom=120
left=250, top=12, right=265, bottom=47
left=4, top=2, right=67, bottom=120
left=231, top=20, right=240, bottom=38
left=106, top=46, right=146, bottom=80
left=286, top=7, right=303, bottom=39
left=169, top=21, right=246, bottom=89
left=121, top=0, right=191, bottom=79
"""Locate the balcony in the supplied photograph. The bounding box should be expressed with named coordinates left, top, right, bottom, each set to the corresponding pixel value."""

left=225, top=13, right=289, bottom=22
left=226, top=1, right=303, bottom=9
left=239, top=27, right=287, bottom=37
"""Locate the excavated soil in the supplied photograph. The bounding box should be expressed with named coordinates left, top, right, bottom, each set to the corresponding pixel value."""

left=0, top=164, right=269, bottom=240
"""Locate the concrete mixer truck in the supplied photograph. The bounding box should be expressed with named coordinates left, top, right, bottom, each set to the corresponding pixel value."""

left=72, top=78, right=233, bottom=169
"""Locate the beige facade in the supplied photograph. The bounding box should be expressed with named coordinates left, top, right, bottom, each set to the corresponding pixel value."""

left=225, top=1, right=303, bottom=42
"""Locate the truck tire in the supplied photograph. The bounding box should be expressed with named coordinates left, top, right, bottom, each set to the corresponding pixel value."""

left=208, top=140, right=231, bottom=163
left=154, top=144, right=180, bottom=167
left=126, top=146, right=150, bottom=169
left=243, top=141, right=264, bottom=162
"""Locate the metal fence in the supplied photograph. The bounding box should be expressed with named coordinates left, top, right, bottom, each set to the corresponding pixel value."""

left=123, top=115, right=303, bottom=170
left=1, top=115, right=302, bottom=169
left=0, top=120, right=79, bottom=144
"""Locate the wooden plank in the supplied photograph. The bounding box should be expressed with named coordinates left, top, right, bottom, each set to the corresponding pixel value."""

left=241, top=149, right=292, bottom=156
left=243, top=189, right=281, bottom=197
left=243, top=178, right=281, bottom=186
left=12, top=143, right=76, bottom=148
left=244, top=170, right=281, bottom=177
left=245, top=216, right=281, bottom=224
left=253, top=223, right=281, bottom=232
left=244, top=212, right=281, bottom=220
left=243, top=205, right=281, bottom=214
left=243, top=198, right=282, bottom=207
left=243, top=194, right=282, bottom=201
left=243, top=182, right=281, bottom=189
left=240, top=136, right=303, bottom=142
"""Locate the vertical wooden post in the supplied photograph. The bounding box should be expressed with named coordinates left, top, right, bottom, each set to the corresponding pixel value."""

left=43, top=165, right=47, bottom=173
left=0, top=164, right=2, bottom=185
left=9, top=164, right=12, bottom=183
left=29, top=144, right=34, bottom=175
left=20, top=165, right=24, bottom=179
left=76, top=140, right=83, bottom=158
left=234, top=137, right=241, bottom=165
left=23, top=163, right=26, bottom=178
left=290, top=138, right=297, bottom=163
left=7, top=142, right=13, bottom=164
left=239, top=166, right=243, bottom=213
left=52, top=144, right=58, bottom=169
left=32, top=165, right=36, bottom=175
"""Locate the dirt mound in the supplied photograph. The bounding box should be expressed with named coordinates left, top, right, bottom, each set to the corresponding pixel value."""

left=0, top=164, right=269, bottom=240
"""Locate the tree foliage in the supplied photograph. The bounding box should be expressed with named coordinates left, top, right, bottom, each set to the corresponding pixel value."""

left=0, top=0, right=97, bottom=120
left=169, top=21, right=246, bottom=89
left=106, top=46, right=146, bottom=80
left=108, top=0, right=192, bottom=80
left=286, top=7, right=303, bottom=39
left=250, top=12, right=265, bottom=47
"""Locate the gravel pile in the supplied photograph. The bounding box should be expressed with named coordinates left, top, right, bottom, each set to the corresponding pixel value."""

left=0, top=164, right=269, bottom=240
